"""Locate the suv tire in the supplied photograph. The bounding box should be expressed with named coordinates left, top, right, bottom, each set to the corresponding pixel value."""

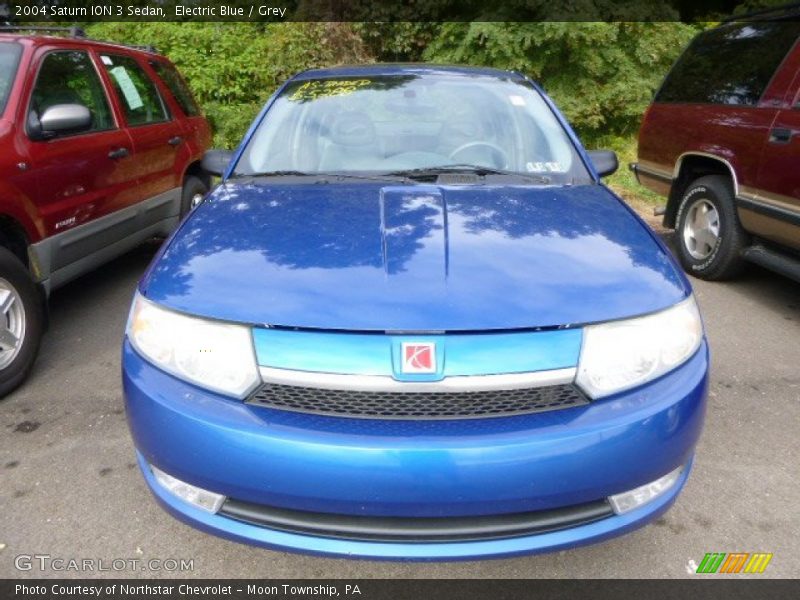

left=180, top=176, right=209, bottom=218
left=675, top=175, right=748, bottom=280
left=0, top=247, right=44, bottom=398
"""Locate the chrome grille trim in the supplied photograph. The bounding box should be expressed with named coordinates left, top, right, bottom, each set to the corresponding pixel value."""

left=257, top=366, right=576, bottom=393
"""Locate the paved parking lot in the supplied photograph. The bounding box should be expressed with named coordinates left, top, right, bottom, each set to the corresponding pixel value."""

left=1, top=235, right=798, bottom=578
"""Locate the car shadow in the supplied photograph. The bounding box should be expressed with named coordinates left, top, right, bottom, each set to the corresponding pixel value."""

left=27, top=240, right=162, bottom=381
left=47, top=240, right=161, bottom=314
left=0, top=240, right=161, bottom=437
left=658, top=230, right=800, bottom=321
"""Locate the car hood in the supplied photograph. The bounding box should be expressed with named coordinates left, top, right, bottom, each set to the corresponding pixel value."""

left=142, top=182, right=688, bottom=331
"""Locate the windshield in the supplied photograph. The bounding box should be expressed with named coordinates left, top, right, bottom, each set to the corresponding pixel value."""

left=234, top=73, right=590, bottom=184
left=0, top=42, right=22, bottom=116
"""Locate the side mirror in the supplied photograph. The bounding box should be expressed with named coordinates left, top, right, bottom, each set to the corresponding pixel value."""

left=201, top=149, right=234, bottom=177
left=587, top=150, right=619, bottom=178
left=36, top=104, right=92, bottom=139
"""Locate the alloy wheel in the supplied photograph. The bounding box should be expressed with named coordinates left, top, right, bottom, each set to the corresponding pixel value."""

left=0, top=278, right=26, bottom=370
left=683, top=198, right=720, bottom=260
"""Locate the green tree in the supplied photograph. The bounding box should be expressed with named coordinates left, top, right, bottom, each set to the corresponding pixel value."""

left=83, top=21, right=705, bottom=151
left=424, top=22, right=698, bottom=142
left=86, top=22, right=369, bottom=147
left=353, top=23, right=442, bottom=62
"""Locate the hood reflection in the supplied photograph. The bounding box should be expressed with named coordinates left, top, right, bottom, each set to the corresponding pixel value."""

left=144, top=182, right=687, bottom=331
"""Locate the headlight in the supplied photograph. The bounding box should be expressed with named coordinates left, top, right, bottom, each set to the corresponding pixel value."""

left=126, top=292, right=260, bottom=398
left=576, top=296, right=703, bottom=399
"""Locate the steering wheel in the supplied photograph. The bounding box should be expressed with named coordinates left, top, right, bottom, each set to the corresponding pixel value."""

left=448, top=141, right=509, bottom=169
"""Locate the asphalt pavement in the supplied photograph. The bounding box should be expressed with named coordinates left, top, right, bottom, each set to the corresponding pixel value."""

left=1, top=235, right=798, bottom=578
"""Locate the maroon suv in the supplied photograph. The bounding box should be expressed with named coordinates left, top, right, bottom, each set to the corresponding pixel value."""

left=633, top=15, right=800, bottom=284
left=0, top=28, right=211, bottom=396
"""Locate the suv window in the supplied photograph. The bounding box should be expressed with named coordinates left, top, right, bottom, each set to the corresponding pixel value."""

left=0, top=42, right=22, bottom=115
left=656, top=22, right=800, bottom=106
left=150, top=60, right=200, bottom=117
left=29, top=50, right=114, bottom=133
left=100, top=54, right=168, bottom=125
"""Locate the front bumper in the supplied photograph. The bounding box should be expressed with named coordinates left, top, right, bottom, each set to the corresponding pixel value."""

left=123, top=340, right=708, bottom=560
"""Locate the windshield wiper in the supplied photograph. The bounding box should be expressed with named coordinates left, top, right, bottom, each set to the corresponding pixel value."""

left=231, top=170, right=414, bottom=184
left=234, top=170, right=309, bottom=178
left=386, top=164, right=551, bottom=184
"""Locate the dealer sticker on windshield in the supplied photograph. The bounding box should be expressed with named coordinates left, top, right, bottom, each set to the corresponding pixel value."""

left=527, top=161, right=564, bottom=172
left=289, top=79, right=372, bottom=102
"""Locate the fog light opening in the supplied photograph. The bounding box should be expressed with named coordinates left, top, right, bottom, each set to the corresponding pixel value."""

left=608, top=465, right=684, bottom=515
left=150, top=465, right=226, bottom=514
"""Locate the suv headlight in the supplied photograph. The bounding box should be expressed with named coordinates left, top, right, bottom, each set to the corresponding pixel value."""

left=126, top=292, right=260, bottom=398
left=576, top=296, right=703, bottom=399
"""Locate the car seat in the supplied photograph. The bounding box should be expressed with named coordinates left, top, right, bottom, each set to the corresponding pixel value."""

left=318, top=111, right=381, bottom=171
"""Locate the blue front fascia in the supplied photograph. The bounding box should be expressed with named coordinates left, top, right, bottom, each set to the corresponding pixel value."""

left=138, top=448, right=693, bottom=561
left=252, top=328, right=583, bottom=380
left=123, top=339, right=708, bottom=522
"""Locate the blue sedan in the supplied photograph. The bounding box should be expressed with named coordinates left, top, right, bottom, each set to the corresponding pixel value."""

left=122, top=65, right=708, bottom=560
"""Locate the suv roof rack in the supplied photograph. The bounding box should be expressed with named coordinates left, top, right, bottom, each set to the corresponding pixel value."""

left=0, top=25, right=87, bottom=37
left=0, top=25, right=159, bottom=53
left=126, top=44, right=159, bottom=54
left=722, top=1, right=800, bottom=22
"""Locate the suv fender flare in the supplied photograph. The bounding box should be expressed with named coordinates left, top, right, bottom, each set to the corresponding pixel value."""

left=673, top=152, right=740, bottom=195
left=0, top=209, right=49, bottom=327
left=665, top=151, right=740, bottom=228
left=182, top=160, right=211, bottom=190
left=0, top=184, right=43, bottom=245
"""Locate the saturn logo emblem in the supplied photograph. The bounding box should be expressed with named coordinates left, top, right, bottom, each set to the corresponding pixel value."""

left=401, top=342, right=436, bottom=374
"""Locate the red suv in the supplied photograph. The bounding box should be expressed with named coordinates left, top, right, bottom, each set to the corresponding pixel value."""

left=633, top=14, right=800, bottom=283
left=0, top=27, right=211, bottom=396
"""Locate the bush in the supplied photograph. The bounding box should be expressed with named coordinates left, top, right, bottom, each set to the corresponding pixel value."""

left=86, top=22, right=369, bottom=147
left=85, top=22, right=704, bottom=154
left=424, top=22, right=698, bottom=142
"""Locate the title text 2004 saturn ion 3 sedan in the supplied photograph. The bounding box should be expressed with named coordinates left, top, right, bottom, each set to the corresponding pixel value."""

left=122, top=65, right=708, bottom=560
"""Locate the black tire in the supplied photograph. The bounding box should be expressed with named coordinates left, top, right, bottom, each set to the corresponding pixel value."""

left=0, top=246, right=44, bottom=398
left=179, top=175, right=209, bottom=218
left=674, top=175, right=748, bottom=281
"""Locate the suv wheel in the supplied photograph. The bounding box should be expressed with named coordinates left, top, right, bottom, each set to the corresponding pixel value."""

left=675, top=175, right=748, bottom=280
left=0, top=247, right=44, bottom=398
left=180, top=176, right=209, bottom=218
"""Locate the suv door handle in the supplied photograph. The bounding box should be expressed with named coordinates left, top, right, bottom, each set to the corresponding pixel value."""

left=108, top=147, right=130, bottom=159
left=769, top=127, right=797, bottom=144
left=167, top=136, right=183, bottom=146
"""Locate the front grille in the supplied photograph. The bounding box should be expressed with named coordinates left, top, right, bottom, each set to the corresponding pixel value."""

left=219, top=498, right=614, bottom=542
left=246, top=381, right=588, bottom=419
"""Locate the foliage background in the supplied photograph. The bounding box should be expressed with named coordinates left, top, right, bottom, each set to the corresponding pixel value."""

left=85, top=16, right=798, bottom=211
left=85, top=21, right=715, bottom=200
left=86, top=22, right=705, bottom=147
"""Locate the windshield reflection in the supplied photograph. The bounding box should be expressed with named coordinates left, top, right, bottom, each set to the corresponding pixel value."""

left=234, top=73, right=590, bottom=185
